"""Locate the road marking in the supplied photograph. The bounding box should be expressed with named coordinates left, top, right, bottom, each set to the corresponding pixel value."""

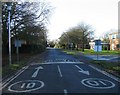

left=44, top=62, right=84, bottom=64
left=64, top=89, right=68, bottom=95
left=31, top=62, right=84, bottom=65
left=89, top=65, right=120, bottom=82
left=81, top=78, right=115, bottom=89
left=32, top=66, right=43, bottom=78
left=1, top=66, right=28, bottom=87
left=8, top=80, right=44, bottom=92
left=1, top=66, right=29, bottom=90
left=75, top=65, right=90, bottom=75
left=57, top=65, right=63, bottom=77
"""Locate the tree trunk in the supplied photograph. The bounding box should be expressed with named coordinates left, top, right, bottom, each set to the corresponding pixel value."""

left=82, top=32, right=84, bottom=52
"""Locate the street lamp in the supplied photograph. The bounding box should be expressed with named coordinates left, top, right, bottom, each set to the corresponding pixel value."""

left=7, top=2, right=12, bottom=65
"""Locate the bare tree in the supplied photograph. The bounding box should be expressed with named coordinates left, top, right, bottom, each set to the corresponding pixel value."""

left=76, top=22, right=94, bottom=51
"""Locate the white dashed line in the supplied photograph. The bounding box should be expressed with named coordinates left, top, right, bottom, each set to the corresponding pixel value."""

left=57, top=65, right=63, bottom=77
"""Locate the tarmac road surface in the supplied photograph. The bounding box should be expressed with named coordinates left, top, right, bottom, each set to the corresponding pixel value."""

left=1, top=48, right=120, bottom=95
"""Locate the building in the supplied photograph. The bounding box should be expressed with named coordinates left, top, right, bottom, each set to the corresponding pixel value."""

left=89, top=39, right=109, bottom=50
left=109, top=32, right=120, bottom=50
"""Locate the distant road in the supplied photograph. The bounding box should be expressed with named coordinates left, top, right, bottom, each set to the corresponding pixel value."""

left=2, top=48, right=120, bottom=94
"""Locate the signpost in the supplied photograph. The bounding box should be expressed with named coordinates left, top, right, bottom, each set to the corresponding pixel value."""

left=94, top=40, right=102, bottom=60
left=15, top=39, right=21, bottom=63
left=70, top=43, right=73, bottom=51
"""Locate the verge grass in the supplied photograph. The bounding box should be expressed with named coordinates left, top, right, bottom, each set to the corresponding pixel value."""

left=62, top=49, right=120, bottom=77
left=80, top=49, right=120, bottom=55
left=90, top=60, right=120, bottom=77
left=2, top=53, right=38, bottom=78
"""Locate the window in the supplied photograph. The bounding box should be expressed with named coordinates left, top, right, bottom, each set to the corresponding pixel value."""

left=112, top=34, right=116, bottom=39
left=116, top=44, right=120, bottom=48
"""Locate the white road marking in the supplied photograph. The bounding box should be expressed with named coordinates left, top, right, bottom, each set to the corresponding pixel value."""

left=81, top=78, right=115, bottom=89
left=31, top=62, right=84, bottom=65
left=8, top=80, right=44, bottom=92
left=64, top=89, right=68, bottom=95
left=89, top=65, right=120, bottom=82
left=1, top=66, right=29, bottom=90
left=75, top=65, right=90, bottom=75
left=32, top=66, right=43, bottom=78
left=57, top=65, right=63, bottom=77
left=2, top=66, right=28, bottom=86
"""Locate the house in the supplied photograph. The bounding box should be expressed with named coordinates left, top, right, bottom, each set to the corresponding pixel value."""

left=109, top=32, right=120, bottom=50
left=89, top=39, right=109, bottom=50
left=89, top=40, right=95, bottom=50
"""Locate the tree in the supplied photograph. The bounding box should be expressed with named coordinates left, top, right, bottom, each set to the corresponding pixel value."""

left=59, top=22, right=94, bottom=51
left=76, top=22, right=94, bottom=51
left=2, top=1, right=53, bottom=54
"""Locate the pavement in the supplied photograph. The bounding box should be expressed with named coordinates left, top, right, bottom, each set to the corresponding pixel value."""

left=84, top=54, right=120, bottom=61
left=1, top=48, right=120, bottom=95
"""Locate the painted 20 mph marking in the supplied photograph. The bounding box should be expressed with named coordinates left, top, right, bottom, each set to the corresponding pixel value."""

left=8, top=80, right=44, bottom=92
left=81, top=78, right=115, bottom=89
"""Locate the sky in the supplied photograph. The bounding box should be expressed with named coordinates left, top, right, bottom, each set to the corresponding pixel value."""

left=46, top=0, right=119, bottom=41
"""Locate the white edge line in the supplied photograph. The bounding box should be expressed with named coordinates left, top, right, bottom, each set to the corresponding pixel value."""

left=57, top=65, right=63, bottom=77
left=89, top=65, right=120, bottom=82
left=0, top=66, right=29, bottom=90
left=64, top=89, right=68, bottom=95
left=2, top=66, right=27, bottom=86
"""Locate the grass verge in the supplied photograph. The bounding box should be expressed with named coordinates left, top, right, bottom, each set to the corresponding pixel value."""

left=62, top=49, right=120, bottom=77
left=2, top=61, right=26, bottom=78
left=63, top=49, right=120, bottom=55
left=2, top=53, right=42, bottom=78
left=90, top=60, right=120, bottom=78
left=80, top=49, right=120, bottom=55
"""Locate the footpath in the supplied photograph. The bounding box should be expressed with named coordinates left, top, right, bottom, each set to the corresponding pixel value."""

left=83, top=54, right=119, bottom=62
left=72, top=50, right=119, bottom=61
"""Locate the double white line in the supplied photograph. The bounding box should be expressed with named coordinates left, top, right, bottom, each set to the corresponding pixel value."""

left=0, top=66, right=28, bottom=90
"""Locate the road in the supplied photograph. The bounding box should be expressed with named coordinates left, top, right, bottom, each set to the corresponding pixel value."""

left=1, top=48, right=120, bottom=95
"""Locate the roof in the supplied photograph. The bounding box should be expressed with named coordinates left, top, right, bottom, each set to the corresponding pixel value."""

left=109, top=31, right=120, bottom=35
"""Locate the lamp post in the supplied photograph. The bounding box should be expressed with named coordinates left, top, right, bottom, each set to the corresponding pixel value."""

left=7, top=2, right=12, bottom=65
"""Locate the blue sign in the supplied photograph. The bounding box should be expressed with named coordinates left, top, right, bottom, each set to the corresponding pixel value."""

left=95, top=40, right=101, bottom=45
left=15, top=40, right=21, bottom=47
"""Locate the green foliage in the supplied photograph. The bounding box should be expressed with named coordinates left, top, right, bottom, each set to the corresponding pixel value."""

left=91, top=60, right=120, bottom=75
left=80, top=49, right=120, bottom=55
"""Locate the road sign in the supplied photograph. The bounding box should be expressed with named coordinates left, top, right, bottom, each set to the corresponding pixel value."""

left=94, top=45, right=102, bottom=52
left=15, top=39, right=21, bottom=47
left=94, top=40, right=102, bottom=52
left=95, top=40, right=101, bottom=45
